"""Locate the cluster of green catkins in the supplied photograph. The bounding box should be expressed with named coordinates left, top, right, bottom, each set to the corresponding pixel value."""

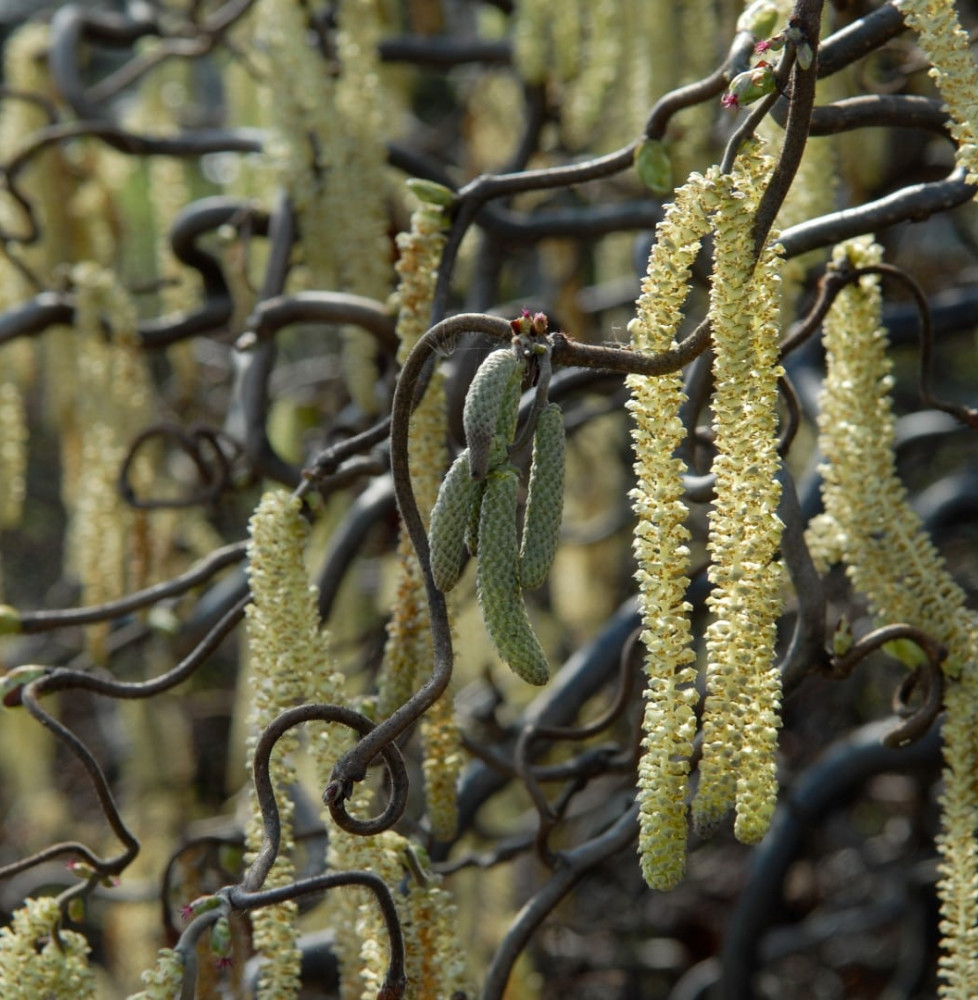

left=428, top=320, right=565, bottom=686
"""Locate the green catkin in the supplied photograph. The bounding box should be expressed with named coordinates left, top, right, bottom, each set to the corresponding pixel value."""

left=463, top=349, right=524, bottom=480
left=429, top=448, right=483, bottom=593
left=519, top=403, right=566, bottom=590
left=465, top=474, right=484, bottom=559
left=476, top=467, right=550, bottom=685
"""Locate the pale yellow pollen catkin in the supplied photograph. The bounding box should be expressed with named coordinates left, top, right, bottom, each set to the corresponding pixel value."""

left=512, top=0, right=550, bottom=84
left=817, top=237, right=978, bottom=999
left=897, top=0, right=978, bottom=186
left=244, top=490, right=337, bottom=1000
left=695, top=148, right=785, bottom=846
left=385, top=268, right=456, bottom=721
left=256, top=0, right=392, bottom=414
left=65, top=264, right=154, bottom=659
left=561, top=0, right=622, bottom=150
left=126, top=948, right=185, bottom=1000
left=627, top=168, right=717, bottom=890
left=0, top=377, right=27, bottom=529
left=0, top=896, right=95, bottom=999
left=330, top=829, right=473, bottom=1000
left=379, top=198, right=463, bottom=835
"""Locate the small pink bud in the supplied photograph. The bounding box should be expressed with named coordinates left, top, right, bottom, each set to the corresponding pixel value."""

left=722, top=62, right=777, bottom=110
left=510, top=310, right=534, bottom=336
left=67, top=860, right=95, bottom=880
left=181, top=895, right=222, bottom=921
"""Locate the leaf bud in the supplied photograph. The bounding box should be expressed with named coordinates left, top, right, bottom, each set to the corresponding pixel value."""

left=635, top=138, right=674, bottom=197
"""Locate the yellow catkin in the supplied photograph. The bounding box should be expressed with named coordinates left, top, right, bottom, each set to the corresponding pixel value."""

left=0, top=376, right=27, bottom=529
left=626, top=168, right=718, bottom=890
left=378, top=202, right=448, bottom=707
left=817, top=237, right=978, bottom=999
left=257, top=0, right=339, bottom=289
left=421, top=682, right=463, bottom=842
left=561, top=0, right=621, bottom=150
left=244, top=490, right=351, bottom=995
left=126, top=948, right=185, bottom=1000
left=135, top=57, right=201, bottom=352
left=378, top=199, right=462, bottom=835
left=244, top=491, right=334, bottom=1000
left=695, top=150, right=785, bottom=846
left=66, top=264, right=154, bottom=658
left=619, top=0, right=680, bottom=148
left=512, top=0, right=550, bottom=84
left=334, top=0, right=393, bottom=414
left=897, top=0, right=978, bottom=185
left=670, top=0, right=723, bottom=174
left=0, top=24, right=75, bottom=271
left=0, top=897, right=95, bottom=999
left=256, top=0, right=393, bottom=418
left=551, top=0, right=582, bottom=84
left=0, top=25, right=82, bottom=494
left=257, top=0, right=392, bottom=414
left=803, top=510, right=846, bottom=572
left=331, top=830, right=473, bottom=1000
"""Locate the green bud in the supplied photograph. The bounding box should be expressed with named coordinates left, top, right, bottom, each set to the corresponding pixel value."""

left=429, top=449, right=483, bottom=592
left=831, top=618, right=853, bottom=657
left=0, top=605, right=21, bottom=635
left=182, top=894, right=222, bottom=921
left=883, top=638, right=930, bottom=670
left=737, top=0, right=779, bottom=39
left=476, top=468, right=549, bottom=685
left=405, top=178, right=455, bottom=208
left=722, top=63, right=777, bottom=110
left=218, top=843, right=244, bottom=874
left=519, top=404, right=565, bottom=590
left=68, top=860, right=97, bottom=880
left=634, top=139, right=674, bottom=197
left=147, top=606, right=180, bottom=635
left=464, top=349, right=524, bottom=481
left=1, top=665, right=46, bottom=707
